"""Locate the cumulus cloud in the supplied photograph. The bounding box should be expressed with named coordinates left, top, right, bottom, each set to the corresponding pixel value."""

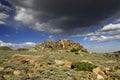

left=14, top=7, right=35, bottom=25
left=0, top=21, right=5, bottom=24
left=0, top=13, right=9, bottom=19
left=9, top=0, right=120, bottom=34
left=0, top=40, right=36, bottom=49
left=101, top=23, right=120, bottom=31
left=0, top=13, right=9, bottom=24
left=85, top=23, right=120, bottom=42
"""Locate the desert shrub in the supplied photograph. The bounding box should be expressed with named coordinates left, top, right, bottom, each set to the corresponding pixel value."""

left=75, top=52, right=79, bottom=55
left=81, top=48, right=88, bottom=53
left=70, top=48, right=79, bottom=53
left=115, top=66, right=120, bottom=70
left=3, top=61, right=22, bottom=69
left=71, top=62, right=97, bottom=71
left=8, top=75, right=29, bottom=80
left=29, top=73, right=41, bottom=80
left=108, top=72, right=120, bottom=79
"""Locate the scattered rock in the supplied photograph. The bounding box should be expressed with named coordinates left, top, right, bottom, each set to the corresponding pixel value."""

left=93, top=67, right=102, bottom=74
left=3, top=75, right=11, bottom=79
left=97, top=74, right=104, bottom=80
left=0, top=66, right=4, bottom=71
left=54, top=60, right=65, bottom=66
left=5, top=68, right=14, bottom=73
left=13, top=70, right=21, bottom=76
left=54, top=60, right=72, bottom=68
left=81, top=60, right=92, bottom=63
left=40, top=62, right=48, bottom=68
left=12, top=54, right=42, bottom=63
left=64, top=60, right=73, bottom=68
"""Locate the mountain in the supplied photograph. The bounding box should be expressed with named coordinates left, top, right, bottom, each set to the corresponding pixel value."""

left=32, top=39, right=88, bottom=52
left=113, top=51, right=120, bottom=54
left=0, top=46, right=12, bottom=51
left=105, top=51, right=120, bottom=60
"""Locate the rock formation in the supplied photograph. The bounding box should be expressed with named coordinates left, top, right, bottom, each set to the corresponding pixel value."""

left=32, top=39, right=88, bottom=52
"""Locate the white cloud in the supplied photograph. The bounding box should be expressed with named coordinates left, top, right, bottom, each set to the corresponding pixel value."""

left=0, top=13, right=9, bottom=19
left=0, top=21, right=6, bottom=24
left=0, top=40, right=36, bottom=49
left=101, top=23, right=120, bottom=31
left=89, top=35, right=120, bottom=42
left=0, top=13, right=9, bottom=24
left=83, top=37, right=88, bottom=41
left=85, top=23, right=120, bottom=42
left=14, top=7, right=34, bottom=25
left=35, top=22, right=63, bottom=33
left=14, top=7, right=64, bottom=33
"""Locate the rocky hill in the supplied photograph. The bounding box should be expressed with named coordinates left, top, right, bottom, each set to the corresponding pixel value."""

left=32, top=39, right=87, bottom=52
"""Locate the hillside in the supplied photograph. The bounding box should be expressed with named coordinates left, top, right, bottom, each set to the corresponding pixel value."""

left=0, top=40, right=120, bottom=80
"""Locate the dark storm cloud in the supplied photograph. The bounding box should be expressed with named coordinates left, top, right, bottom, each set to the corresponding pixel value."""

left=9, top=0, right=120, bottom=34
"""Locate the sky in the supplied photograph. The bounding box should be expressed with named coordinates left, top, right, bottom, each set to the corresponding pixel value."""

left=0, top=0, right=120, bottom=53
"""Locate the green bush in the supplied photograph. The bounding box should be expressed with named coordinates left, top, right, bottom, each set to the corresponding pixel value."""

left=71, top=62, right=97, bottom=71
left=115, top=66, right=120, bottom=70
left=70, top=48, right=79, bottom=53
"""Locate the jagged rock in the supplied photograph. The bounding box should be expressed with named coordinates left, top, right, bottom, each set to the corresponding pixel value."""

left=32, top=39, right=88, bottom=52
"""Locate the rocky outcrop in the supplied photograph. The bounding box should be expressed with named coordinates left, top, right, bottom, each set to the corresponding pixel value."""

left=33, top=39, right=87, bottom=52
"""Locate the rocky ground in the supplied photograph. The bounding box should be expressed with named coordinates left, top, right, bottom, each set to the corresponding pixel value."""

left=0, top=40, right=120, bottom=80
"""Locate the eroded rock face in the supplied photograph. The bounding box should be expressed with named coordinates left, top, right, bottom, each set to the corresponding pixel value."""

left=33, top=39, right=87, bottom=52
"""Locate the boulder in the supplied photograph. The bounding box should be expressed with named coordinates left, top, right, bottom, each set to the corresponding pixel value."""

left=54, top=60, right=65, bottom=66
left=97, top=74, right=104, bottom=80
left=54, top=60, right=72, bottom=68
left=64, top=60, right=73, bottom=68
left=93, top=67, right=104, bottom=75
left=13, top=70, right=21, bottom=76
left=0, top=66, right=4, bottom=71
left=3, top=75, right=11, bottom=80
